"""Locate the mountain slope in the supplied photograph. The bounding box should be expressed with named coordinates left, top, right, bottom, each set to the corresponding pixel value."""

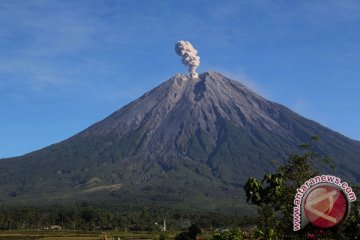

left=1, top=71, right=359, bottom=212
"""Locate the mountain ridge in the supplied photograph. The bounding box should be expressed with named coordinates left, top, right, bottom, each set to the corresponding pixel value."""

left=0, top=71, right=359, bottom=212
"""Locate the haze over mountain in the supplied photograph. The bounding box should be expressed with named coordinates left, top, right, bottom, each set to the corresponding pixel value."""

left=1, top=71, right=359, bottom=213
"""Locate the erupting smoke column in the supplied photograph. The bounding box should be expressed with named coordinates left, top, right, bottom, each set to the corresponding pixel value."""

left=175, top=41, right=200, bottom=78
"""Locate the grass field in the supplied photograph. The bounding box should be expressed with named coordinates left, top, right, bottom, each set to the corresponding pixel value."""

left=0, top=230, right=185, bottom=240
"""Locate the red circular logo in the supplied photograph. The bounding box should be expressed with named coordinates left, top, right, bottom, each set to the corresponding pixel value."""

left=304, top=185, right=348, bottom=228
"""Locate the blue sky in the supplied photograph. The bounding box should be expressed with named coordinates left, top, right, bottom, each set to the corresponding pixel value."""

left=1, top=0, right=360, bottom=158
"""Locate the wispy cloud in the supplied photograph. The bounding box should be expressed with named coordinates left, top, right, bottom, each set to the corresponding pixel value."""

left=0, top=1, right=97, bottom=55
left=0, top=58, right=72, bottom=91
left=292, top=98, right=308, bottom=115
left=0, top=1, right=180, bottom=93
left=302, top=0, right=360, bottom=26
left=211, top=67, right=271, bottom=98
left=0, top=1, right=102, bottom=91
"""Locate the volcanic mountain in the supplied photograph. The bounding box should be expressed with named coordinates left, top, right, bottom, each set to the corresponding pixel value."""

left=1, top=71, right=360, bottom=212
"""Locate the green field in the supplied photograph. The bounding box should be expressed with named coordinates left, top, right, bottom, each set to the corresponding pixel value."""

left=0, top=230, right=187, bottom=240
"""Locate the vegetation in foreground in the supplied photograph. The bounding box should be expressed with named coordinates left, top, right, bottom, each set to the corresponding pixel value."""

left=244, top=136, right=360, bottom=239
left=0, top=204, right=254, bottom=232
left=1, top=137, right=360, bottom=239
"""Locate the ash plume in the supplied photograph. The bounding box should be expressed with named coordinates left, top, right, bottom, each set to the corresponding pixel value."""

left=175, top=41, right=200, bottom=78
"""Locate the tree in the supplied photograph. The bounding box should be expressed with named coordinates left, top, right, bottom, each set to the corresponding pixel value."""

left=211, top=229, right=244, bottom=240
left=338, top=185, right=360, bottom=239
left=175, top=224, right=202, bottom=240
left=244, top=136, right=335, bottom=239
left=188, top=224, right=202, bottom=240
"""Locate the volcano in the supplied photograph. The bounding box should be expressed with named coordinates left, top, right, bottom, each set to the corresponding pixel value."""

left=1, top=71, right=359, bottom=212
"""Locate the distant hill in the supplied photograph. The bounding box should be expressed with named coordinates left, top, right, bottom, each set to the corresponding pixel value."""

left=1, top=71, right=359, bottom=214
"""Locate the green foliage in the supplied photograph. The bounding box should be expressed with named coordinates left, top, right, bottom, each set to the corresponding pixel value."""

left=336, top=186, right=360, bottom=239
left=188, top=224, right=202, bottom=240
left=0, top=204, right=252, bottom=231
left=244, top=136, right=360, bottom=239
left=175, top=232, right=190, bottom=240
left=211, top=229, right=244, bottom=240
left=175, top=224, right=201, bottom=240
left=244, top=174, right=285, bottom=206
left=243, top=136, right=334, bottom=239
left=159, top=233, right=167, bottom=240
